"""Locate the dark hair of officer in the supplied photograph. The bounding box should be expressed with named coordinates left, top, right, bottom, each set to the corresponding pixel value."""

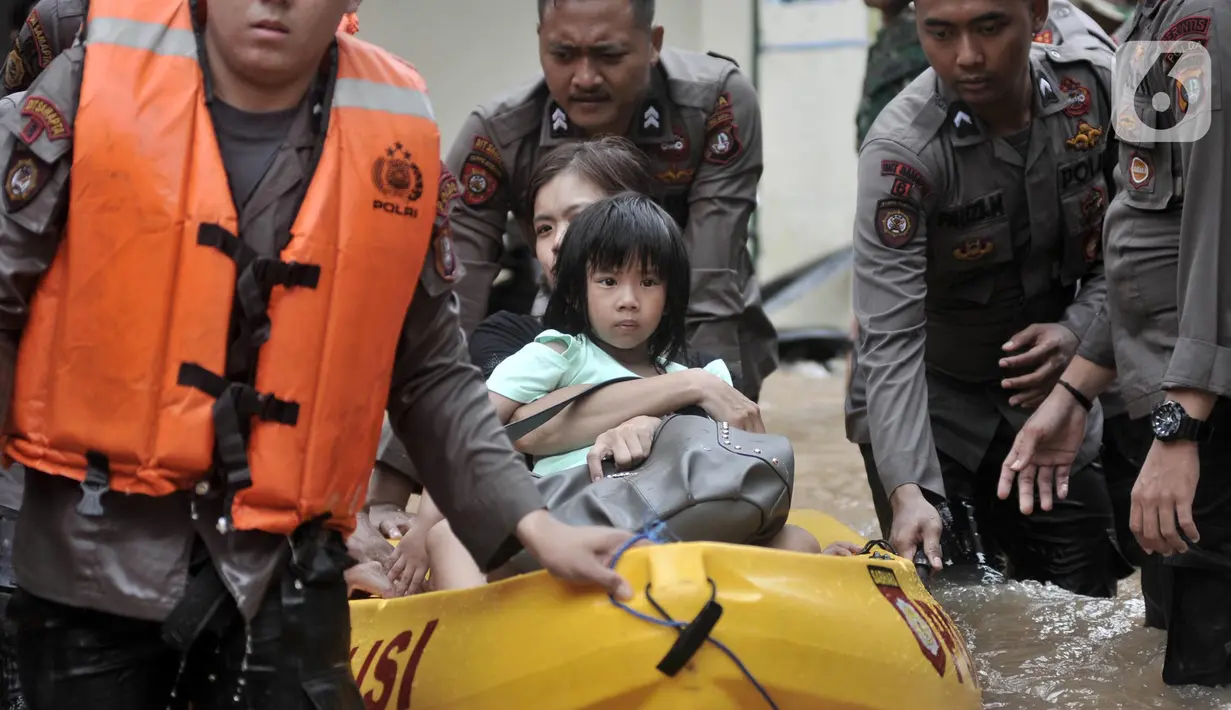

left=536, top=0, right=665, bottom=137
left=538, top=0, right=655, bottom=28
left=914, top=0, right=1048, bottom=131
left=544, top=192, right=690, bottom=370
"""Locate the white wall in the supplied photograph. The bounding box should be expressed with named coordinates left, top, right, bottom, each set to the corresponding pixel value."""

left=356, top=0, right=871, bottom=331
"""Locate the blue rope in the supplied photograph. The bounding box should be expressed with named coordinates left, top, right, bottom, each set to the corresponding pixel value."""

left=606, top=523, right=780, bottom=710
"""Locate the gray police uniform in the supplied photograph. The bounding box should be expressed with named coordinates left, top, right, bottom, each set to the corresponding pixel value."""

left=1079, top=0, right=1231, bottom=686
left=445, top=47, right=778, bottom=402
left=847, top=41, right=1131, bottom=596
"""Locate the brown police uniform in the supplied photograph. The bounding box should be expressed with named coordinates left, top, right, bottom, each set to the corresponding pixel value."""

left=1, top=0, right=82, bottom=95
left=1078, top=0, right=1231, bottom=686
left=445, top=47, right=778, bottom=402
left=0, top=30, right=545, bottom=708
left=846, top=40, right=1130, bottom=595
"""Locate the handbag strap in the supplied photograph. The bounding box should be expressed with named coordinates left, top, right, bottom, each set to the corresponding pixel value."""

left=503, top=376, right=640, bottom=442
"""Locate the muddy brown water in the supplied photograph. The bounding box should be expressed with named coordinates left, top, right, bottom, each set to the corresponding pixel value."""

left=763, top=364, right=1231, bottom=710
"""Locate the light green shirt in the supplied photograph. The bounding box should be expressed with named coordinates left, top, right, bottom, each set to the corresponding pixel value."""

left=487, top=329, right=734, bottom=475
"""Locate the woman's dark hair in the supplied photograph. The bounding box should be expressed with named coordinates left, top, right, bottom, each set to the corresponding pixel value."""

left=543, top=192, right=690, bottom=369
left=521, top=136, right=657, bottom=231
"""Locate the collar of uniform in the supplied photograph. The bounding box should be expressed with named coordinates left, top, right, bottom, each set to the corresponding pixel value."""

left=1030, top=55, right=1077, bottom=118
left=1138, top=0, right=1169, bottom=21
left=539, top=69, right=674, bottom=147
left=935, top=75, right=989, bottom=146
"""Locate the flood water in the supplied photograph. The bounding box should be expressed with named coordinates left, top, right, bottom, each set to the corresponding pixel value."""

left=763, top=364, right=1231, bottom=710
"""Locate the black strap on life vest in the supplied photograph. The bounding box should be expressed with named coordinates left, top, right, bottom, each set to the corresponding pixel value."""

left=168, top=223, right=318, bottom=532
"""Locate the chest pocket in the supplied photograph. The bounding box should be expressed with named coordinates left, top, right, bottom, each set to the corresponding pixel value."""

left=1057, top=154, right=1111, bottom=280
left=928, top=217, right=1015, bottom=303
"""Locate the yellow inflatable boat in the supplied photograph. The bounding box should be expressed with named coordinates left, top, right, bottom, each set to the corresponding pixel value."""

left=347, top=510, right=982, bottom=710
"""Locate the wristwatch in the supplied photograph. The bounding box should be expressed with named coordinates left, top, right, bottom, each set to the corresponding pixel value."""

left=1150, top=400, right=1212, bottom=442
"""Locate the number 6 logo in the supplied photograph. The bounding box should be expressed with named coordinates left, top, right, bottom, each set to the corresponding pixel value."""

left=1113, top=40, right=1213, bottom=143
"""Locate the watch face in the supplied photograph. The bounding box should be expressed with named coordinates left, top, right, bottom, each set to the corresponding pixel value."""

left=1153, top=400, right=1184, bottom=438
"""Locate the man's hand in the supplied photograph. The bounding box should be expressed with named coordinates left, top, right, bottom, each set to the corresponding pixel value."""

left=368, top=503, right=414, bottom=540
left=1130, top=440, right=1200, bottom=556
left=1000, top=323, right=1080, bottom=408
left=346, top=560, right=396, bottom=598
left=998, top=386, right=1089, bottom=514
left=516, top=509, right=635, bottom=600
left=387, top=527, right=432, bottom=596
left=690, top=370, right=765, bottom=433
left=586, top=416, right=660, bottom=482
left=346, top=511, right=395, bottom=568
left=889, top=484, right=944, bottom=571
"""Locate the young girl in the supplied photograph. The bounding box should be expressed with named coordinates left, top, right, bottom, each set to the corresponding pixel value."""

left=423, top=193, right=859, bottom=591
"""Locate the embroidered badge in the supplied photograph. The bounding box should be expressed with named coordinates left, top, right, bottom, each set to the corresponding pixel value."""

left=949, top=105, right=980, bottom=139
left=1039, top=77, right=1060, bottom=105
left=18, top=95, right=70, bottom=143
left=656, top=167, right=695, bottom=186
left=875, top=198, right=918, bottom=248
left=27, top=11, right=53, bottom=68
left=460, top=135, right=505, bottom=207
left=952, top=236, right=994, bottom=261
left=3, top=144, right=50, bottom=212
left=1081, top=185, right=1107, bottom=223
left=658, top=127, right=689, bottom=162
left=433, top=227, right=458, bottom=283
left=371, top=142, right=424, bottom=207
left=880, top=160, right=932, bottom=198
left=703, top=92, right=742, bottom=166
left=1127, top=153, right=1153, bottom=190
left=1161, top=15, right=1211, bottom=44
left=1059, top=78, right=1091, bottom=118
left=1033, top=29, right=1055, bottom=44
left=2, top=50, right=24, bottom=91
left=1065, top=121, right=1103, bottom=151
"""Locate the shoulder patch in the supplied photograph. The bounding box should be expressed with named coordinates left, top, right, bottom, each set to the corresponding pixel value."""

left=460, top=135, right=506, bottom=207
left=433, top=165, right=460, bottom=282
left=1161, top=15, right=1211, bottom=44
left=4, top=142, right=51, bottom=212
left=702, top=92, right=742, bottom=165
left=26, top=10, right=54, bottom=69
left=879, top=160, right=931, bottom=199
left=19, top=95, right=70, bottom=143
left=875, top=198, right=919, bottom=248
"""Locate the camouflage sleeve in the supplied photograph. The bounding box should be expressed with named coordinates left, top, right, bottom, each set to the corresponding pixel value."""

left=443, top=111, right=514, bottom=335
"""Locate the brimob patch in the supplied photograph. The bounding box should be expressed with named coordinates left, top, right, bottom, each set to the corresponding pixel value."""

left=874, top=198, right=918, bottom=248
left=27, top=11, right=53, bottom=68
left=19, top=95, right=70, bottom=143
left=880, top=160, right=931, bottom=198
left=703, top=92, right=742, bottom=166
left=1127, top=153, right=1153, bottom=191
left=4, top=144, right=51, bottom=212
left=1161, top=15, right=1210, bottom=44
left=460, top=135, right=505, bottom=207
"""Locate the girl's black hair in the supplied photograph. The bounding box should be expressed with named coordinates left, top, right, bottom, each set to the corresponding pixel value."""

left=543, top=192, right=690, bottom=369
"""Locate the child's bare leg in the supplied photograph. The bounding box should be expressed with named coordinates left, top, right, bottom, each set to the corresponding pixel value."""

left=424, top=520, right=486, bottom=590
left=767, top=524, right=823, bottom=553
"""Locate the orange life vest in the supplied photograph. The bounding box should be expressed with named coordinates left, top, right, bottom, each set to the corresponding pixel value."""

left=5, top=0, right=440, bottom=536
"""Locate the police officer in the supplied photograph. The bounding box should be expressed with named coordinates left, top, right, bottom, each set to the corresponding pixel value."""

left=0, top=0, right=637, bottom=707
left=857, top=0, right=1117, bottom=152
left=1, top=0, right=80, bottom=96
left=847, top=0, right=1132, bottom=595
left=446, top=0, right=777, bottom=402
left=1002, top=0, right=1231, bottom=687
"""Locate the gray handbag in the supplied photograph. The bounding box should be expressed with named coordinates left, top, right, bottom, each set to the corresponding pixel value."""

left=500, top=378, right=796, bottom=574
